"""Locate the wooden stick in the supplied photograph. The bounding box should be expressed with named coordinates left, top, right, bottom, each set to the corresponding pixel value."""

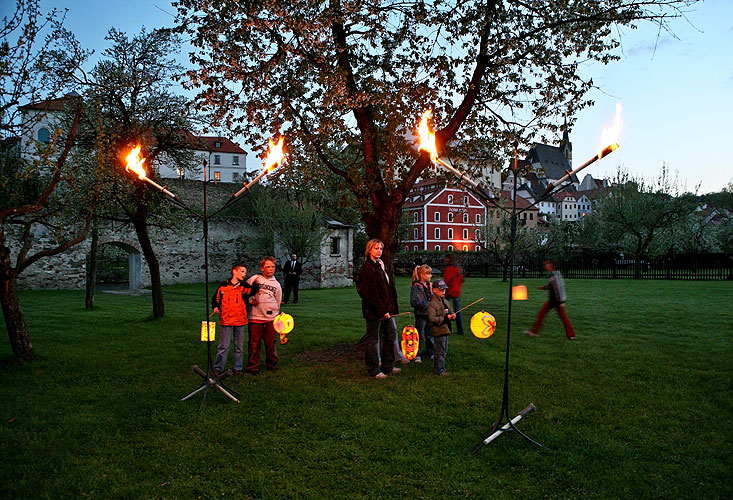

left=388, top=312, right=412, bottom=318
left=455, top=297, right=484, bottom=314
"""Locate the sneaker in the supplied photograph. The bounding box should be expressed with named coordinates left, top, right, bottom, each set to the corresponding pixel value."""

left=213, top=369, right=222, bottom=377
left=567, top=336, right=576, bottom=340
left=524, top=330, right=539, bottom=337
left=390, top=367, right=402, bottom=374
left=413, top=357, right=422, bottom=363
left=440, top=371, right=449, bottom=376
left=398, top=358, right=410, bottom=364
left=375, top=373, right=387, bottom=379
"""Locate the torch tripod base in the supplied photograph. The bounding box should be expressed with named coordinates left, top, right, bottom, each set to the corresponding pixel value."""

left=472, top=403, right=543, bottom=453
left=181, top=364, right=240, bottom=405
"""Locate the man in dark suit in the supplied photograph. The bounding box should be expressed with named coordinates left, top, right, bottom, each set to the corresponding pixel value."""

left=282, top=253, right=302, bottom=304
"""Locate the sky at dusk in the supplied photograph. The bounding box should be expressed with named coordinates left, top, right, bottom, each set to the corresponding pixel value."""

left=6, top=0, right=732, bottom=194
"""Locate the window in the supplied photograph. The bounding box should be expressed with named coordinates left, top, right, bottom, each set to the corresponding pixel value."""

left=447, top=245, right=453, bottom=251
left=447, top=212, right=454, bottom=222
left=447, top=228, right=453, bottom=239
left=529, top=213, right=533, bottom=220
left=413, top=228, right=418, bottom=239
left=448, top=194, right=454, bottom=204
left=413, top=212, right=418, bottom=222
left=214, top=171, right=221, bottom=181
left=463, top=196, right=468, bottom=205
left=232, top=172, right=240, bottom=182
left=475, top=229, right=481, bottom=240
left=434, top=212, right=440, bottom=222
left=435, top=227, right=440, bottom=239
left=330, top=236, right=341, bottom=255
left=435, top=245, right=441, bottom=251
left=414, top=245, right=419, bottom=251
left=177, top=168, right=185, bottom=179
left=214, top=154, right=221, bottom=165
left=476, top=213, right=482, bottom=224
left=463, top=213, right=468, bottom=223
left=215, top=141, right=222, bottom=148
left=475, top=245, right=481, bottom=252
left=462, top=245, right=468, bottom=251
left=232, top=155, right=240, bottom=165
left=37, top=127, right=50, bottom=143
left=405, top=246, right=409, bottom=251
left=463, top=228, right=468, bottom=239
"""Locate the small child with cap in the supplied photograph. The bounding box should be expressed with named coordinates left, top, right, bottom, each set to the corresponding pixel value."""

left=427, top=279, right=456, bottom=376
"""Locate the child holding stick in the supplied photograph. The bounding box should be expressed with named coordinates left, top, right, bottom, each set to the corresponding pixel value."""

left=211, top=264, right=252, bottom=376
left=428, top=279, right=456, bottom=376
left=409, top=264, right=433, bottom=362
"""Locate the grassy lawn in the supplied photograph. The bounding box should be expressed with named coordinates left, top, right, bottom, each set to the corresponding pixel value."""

left=1, top=278, right=731, bottom=499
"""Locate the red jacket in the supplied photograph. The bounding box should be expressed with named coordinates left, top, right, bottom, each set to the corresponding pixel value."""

left=211, top=280, right=250, bottom=326
left=443, top=264, right=464, bottom=298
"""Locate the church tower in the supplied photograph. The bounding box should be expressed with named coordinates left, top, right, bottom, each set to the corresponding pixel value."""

left=559, top=117, right=572, bottom=169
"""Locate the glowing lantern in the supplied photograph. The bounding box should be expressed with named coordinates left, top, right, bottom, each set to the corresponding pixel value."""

left=400, top=325, right=420, bottom=360
left=512, top=285, right=528, bottom=301
left=200, top=321, right=216, bottom=342
left=273, top=312, right=294, bottom=344
left=471, top=311, right=496, bottom=339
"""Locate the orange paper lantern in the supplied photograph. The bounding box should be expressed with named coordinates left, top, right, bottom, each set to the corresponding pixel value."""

left=470, top=311, right=496, bottom=339
left=273, top=312, right=294, bottom=344
left=400, top=325, right=420, bottom=360
left=512, top=285, right=528, bottom=300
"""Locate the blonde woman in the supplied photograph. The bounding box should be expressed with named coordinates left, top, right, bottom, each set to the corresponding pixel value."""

left=356, top=239, right=401, bottom=379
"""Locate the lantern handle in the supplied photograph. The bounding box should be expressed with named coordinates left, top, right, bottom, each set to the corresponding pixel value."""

left=455, top=297, right=484, bottom=314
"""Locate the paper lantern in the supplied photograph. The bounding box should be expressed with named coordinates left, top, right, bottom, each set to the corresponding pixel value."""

left=200, top=321, right=216, bottom=342
left=470, top=311, right=496, bottom=339
left=273, top=312, right=294, bottom=345
left=512, top=285, right=528, bottom=300
left=400, top=325, right=420, bottom=360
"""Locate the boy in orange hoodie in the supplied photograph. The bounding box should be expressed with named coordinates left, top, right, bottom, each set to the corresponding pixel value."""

left=211, top=264, right=253, bottom=376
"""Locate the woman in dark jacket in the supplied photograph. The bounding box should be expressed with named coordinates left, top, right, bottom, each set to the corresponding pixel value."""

left=357, top=239, right=401, bottom=379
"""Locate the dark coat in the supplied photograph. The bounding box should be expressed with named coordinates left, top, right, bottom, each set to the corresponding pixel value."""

left=357, top=257, right=399, bottom=320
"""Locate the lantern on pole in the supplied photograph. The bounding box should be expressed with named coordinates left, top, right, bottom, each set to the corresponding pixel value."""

left=200, top=321, right=216, bottom=342
left=400, top=325, right=420, bottom=360
left=273, top=312, right=294, bottom=344
left=471, top=311, right=496, bottom=339
left=512, top=285, right=528, bottom=301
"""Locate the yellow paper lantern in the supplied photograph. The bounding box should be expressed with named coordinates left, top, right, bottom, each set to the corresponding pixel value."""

left=200, top=321, right=216, bottom=342
left=273, top=312, right=294, bottom=344
left=470, top=311, right=496, bottom=339
left=400, top=325, right=420, bottom=360
left=512, top=285, right=528, bottom=300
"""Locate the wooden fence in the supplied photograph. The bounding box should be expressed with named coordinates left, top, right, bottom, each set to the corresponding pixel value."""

left=396, top=253, right=733, bottom=281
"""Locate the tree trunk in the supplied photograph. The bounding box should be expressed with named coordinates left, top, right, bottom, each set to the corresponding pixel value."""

left=132, top=209, right=165, bottom=318
left=0, top=250, right=33, bottom=360
left=363, top=200, right=401, bottom=274
left=85, top=224, right=98, bottom=309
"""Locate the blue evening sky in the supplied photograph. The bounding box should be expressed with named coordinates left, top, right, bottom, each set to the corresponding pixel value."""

left=6, top=0, right=731, bottom=193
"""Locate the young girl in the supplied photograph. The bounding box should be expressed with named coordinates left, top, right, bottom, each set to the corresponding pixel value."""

left=409, top=264, right=433, bottom=362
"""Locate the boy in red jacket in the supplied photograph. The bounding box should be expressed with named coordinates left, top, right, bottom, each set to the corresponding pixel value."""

left=211, top=264, right=252, bottom=376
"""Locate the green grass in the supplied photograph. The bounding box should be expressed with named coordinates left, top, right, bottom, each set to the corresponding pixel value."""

left=1, top=278, right=731, bottom=499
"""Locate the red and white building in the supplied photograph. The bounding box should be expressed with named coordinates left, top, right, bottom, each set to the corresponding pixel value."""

left=402, top=179, right=487, bottom=252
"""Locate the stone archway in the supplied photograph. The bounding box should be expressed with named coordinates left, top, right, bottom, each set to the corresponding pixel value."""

left=92, top=241, right=142, bottom=291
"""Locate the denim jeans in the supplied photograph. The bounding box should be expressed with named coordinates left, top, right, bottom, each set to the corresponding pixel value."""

left=450, top=296, right=464, bottom=334
left=364, top=317, right=396, bottom=376
left=215, top=325, right=245, bottom=371
left=378, top=317, right=406, bottom=362
left=414, top=314, right=433, bottom=358
left=433, top=335, right=448, bottom=374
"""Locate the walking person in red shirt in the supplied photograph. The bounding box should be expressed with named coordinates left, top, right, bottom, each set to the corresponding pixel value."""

left=442, top=253, right=465, bottom=335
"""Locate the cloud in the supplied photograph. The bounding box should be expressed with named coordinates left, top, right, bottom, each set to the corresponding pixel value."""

left=625, top=35, right=678, bottom=59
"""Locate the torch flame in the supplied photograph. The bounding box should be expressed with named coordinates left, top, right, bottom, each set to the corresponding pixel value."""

left=125, top=145, right=147, bottom=180
left=417, top=109, right=438, bottom=161
left=264, top=136, right=285, bottom=172
left=598, top=103, right=623, bottom=159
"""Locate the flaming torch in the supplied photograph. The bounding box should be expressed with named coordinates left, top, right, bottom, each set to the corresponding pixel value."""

left=228, top=136, right=285, bottom=200
left=540, top=103, right=623, bottom=197
left=417, top=109, right=494, bottom=201
left=124, top=145, right=181, bottom=201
